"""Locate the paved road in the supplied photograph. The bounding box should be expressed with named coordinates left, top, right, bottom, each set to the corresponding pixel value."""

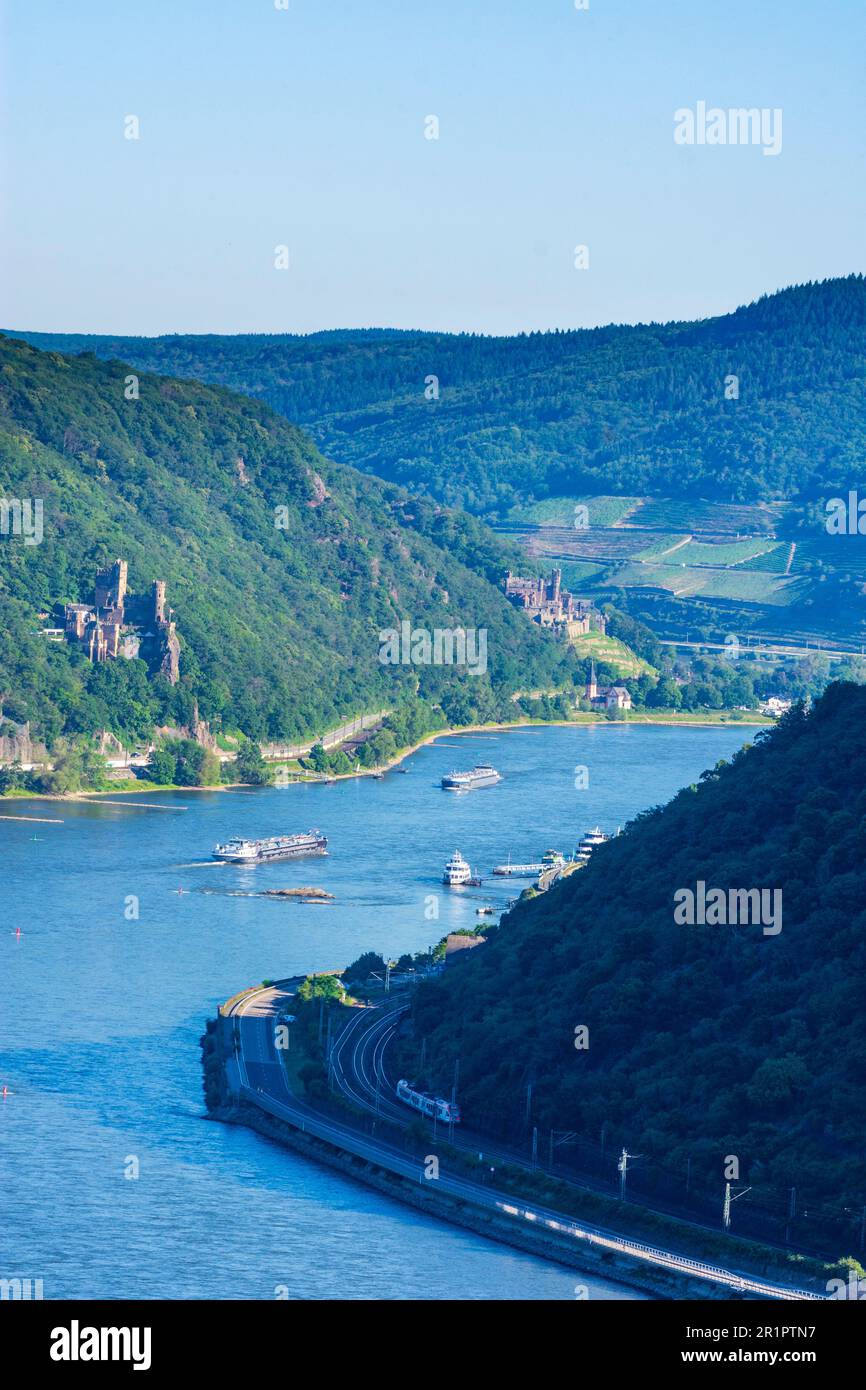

left=225, top=985, right=824, bottom=1302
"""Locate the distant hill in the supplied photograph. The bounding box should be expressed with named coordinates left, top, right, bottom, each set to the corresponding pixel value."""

left=0, top=337, right=581, bottom=748
left=12, top=275, right=866, bottom=516
left=396, top=682, right=866, bottom=1256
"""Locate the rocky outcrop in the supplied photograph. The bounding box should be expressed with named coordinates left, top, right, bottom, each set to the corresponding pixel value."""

left=0, top=717, right=49, bottom=767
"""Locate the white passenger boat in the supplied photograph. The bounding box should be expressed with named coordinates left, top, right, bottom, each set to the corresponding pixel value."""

left=443, top=850, right=472, bottom=885
left=574, top=827, right=609, bottom=863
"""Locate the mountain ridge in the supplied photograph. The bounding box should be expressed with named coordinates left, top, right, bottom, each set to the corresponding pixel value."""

left=0, top=336, right=581, bottom=751
left=395, top=681, right=866, bottom=1256
left=9, top=274, right=866, bottom=514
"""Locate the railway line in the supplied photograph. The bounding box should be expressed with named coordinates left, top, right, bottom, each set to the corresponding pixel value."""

left=225, top=985, right=825, bottom=1301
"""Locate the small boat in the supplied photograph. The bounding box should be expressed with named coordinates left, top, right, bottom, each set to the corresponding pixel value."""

left=441, top=764, right=502, bottom=791
left=476, top=905, right=496, bottom=916
left=443, top=850, right=472, bottom=886
left=540, top=849, right=566, bottom=869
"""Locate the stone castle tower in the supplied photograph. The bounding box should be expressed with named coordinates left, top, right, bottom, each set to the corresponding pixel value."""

left=152, top=580, right=166, bottom=624
left=94, top=559, right=128, bottom=612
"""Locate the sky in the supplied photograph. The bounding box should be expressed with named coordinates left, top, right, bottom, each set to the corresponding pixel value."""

left=1, top=0, right=864, bottom=336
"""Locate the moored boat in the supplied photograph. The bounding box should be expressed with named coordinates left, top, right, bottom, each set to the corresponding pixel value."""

left=540, top=848, right=567, bottom=868
left=443, top=850, right=472, bottom=885
left=574, top=826, right=610, bottom=863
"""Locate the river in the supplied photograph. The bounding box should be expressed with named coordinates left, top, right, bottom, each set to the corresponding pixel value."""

left=0, top=721, right=756, bottom=1299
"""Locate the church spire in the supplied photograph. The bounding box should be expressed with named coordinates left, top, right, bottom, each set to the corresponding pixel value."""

left=586, top=660, right=598, bottom=701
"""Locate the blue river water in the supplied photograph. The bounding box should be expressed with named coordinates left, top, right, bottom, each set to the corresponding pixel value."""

left=0, top=722, right=755, bottom=1299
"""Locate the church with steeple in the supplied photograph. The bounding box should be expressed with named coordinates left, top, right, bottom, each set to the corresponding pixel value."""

left=584, top=660, right=632, bottom=712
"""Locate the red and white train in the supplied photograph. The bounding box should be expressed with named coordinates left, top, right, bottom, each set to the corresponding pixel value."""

left=396, top=1078, right=461, bottom=1124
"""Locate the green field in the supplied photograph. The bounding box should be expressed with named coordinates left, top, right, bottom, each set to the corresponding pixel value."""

left=693, top=570, right=807, bottom=605
left=604, top=562, right=710, bottom=597
left=570, top=630, right=657, bottom=677
left=603, top=562, right=806, bottom=607
left=542, top=559, right=606, bottom=587
left=790, top=536, right=866, bottom=575
left=533, top=530, right=661, bottom=561
left=630, top=534, right=692, bottom=560
left=510, top=495, right=789, bottom=536
left=509, top=495, right=643, bottom=528
left=673, top=539, right=779, bottom=567
left=737, top=543, right=792, bottom=574
left=624, top=498, right=786, bottom=535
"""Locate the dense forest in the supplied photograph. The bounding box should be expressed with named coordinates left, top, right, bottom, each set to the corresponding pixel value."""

left=15, top=276, right=866, bottom=516
left=395, top=682, right=866, bottom=1254
left=0, top=337, right=583, bottom=750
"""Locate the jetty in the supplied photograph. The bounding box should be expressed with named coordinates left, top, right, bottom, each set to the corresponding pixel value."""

left=493, top=858, right=544, bottom=877
left=75, top=798, right=188, bottom=811
left=0, top=814, right=64, bottom=824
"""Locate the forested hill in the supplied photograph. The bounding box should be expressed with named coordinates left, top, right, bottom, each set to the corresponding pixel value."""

left=399, top=682, right=866, bottom=1250
left=13, top=275, right=866, bottom=515
left=0, top=337, right=579, bottom=747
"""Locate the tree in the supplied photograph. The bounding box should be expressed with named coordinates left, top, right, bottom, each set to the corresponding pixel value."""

left=343, top=951, right=386, bottom=985
left=172, top=740, right=205, bottom=786
left=168, top=739, right=221, bottom=786
left=199, top=749, right=222, bottom=786
left=306, top=743, right=328, bottom=774
left=297, top=974, right=345, bottom=1002
left=147, top=748, right=177, bottom=784
left=647, top=677, right=682, bottom=710
left=235, top=739, right=270, bottom=785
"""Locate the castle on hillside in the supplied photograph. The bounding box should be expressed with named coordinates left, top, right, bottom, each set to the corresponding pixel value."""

left=584, top=660, right=632, bottom=712
left=61, top=559, right=180, bottom=684
left=504, top=568, right=604, bottom=640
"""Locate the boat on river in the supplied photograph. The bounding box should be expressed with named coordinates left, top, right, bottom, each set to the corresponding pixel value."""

left=441, top=764, right=502, bottom=791
left=212, top=830, right=328, bottom=864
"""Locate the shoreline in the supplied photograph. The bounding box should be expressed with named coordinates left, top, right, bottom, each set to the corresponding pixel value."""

left=204, top=990, right=822, bottom=1301
left=0, top=712, right=771, bottom=803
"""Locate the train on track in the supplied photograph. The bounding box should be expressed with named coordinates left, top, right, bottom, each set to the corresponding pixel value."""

left=396, top=1078, right=461, bottom=1124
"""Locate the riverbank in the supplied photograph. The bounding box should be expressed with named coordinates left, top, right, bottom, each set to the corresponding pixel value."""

left=346, top=711, right=770, bottom=785
left=204, top=1004, right=670, bottom=1298
left=204, top=989, right=826, bottom=1302
left=0, top=709, right=773, bottom=802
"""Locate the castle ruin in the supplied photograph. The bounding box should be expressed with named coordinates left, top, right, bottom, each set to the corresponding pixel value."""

left=61, top=559, right=180, bottom=683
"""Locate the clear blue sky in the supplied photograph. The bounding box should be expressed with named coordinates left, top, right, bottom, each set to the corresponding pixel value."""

left=1, top=0, right=864, bottom=335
